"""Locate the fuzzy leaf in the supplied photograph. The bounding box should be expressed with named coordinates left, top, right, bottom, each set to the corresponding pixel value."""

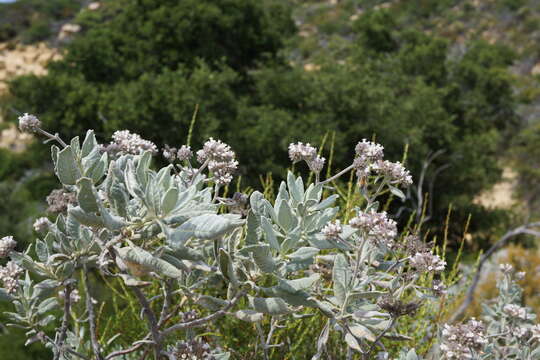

left=234, top=310, right=264, bottom=322
left=55, top=146, right=80, bottom=185
left=249, top=297, right=291, bottom=315
left=260, top=216, right=280, bottom=251
left=117, top=246, right=183, bottom=278
left=77, top=177, right=99, bottom=213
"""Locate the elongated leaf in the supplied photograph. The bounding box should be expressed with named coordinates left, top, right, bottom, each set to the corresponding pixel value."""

left=117, top=246, right=183, bottom=278
left=245, top=210, right=260, bottom=245
left=166, top=214, right=243, bottom=247
left=260, top=216, right=280, bottom=251
left=332, top=254, right=350, bottom=305
left=287, top=172, right=303, bottom=202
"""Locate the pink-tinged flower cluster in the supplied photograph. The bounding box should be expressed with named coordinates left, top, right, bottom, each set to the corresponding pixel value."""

left=441, top=318, right=487, bottom=359
left=410, top=252, right=446, bottom=272
left=0, top=236, right=17, bottom=258
left=102, top=130, right=158, bottom=156
left=321, top=220, right=343, bottom=241
left=353, top=139, right=412, bottom=186
left=0, top=261, right=23, bottom=294
left=197, top=138, right=238, bottom=186
left=288, top=142, right=325, bottom=174
left=349, top=210, right=397, bottom=247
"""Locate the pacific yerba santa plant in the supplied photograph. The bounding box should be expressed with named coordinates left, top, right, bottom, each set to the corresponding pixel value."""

left=0, top=114, right=446, bottom=359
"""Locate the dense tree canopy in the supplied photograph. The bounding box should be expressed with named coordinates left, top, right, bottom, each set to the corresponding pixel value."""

left=3, top=3, right=520, bottom=231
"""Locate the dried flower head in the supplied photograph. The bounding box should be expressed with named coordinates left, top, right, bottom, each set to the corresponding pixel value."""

left=321, top=220, right=343, bottom=241
left=103, top=130, right=158, bottom=156
left=33, top=217, right=52, bottom=233
left=18, top=113, right=41, bottom=133
left=162, top=145, right=178, bottom=162
left=46, top=189, right=77, bottom=214
left=0, top=261, right=23, bottom=294
left=440, top=318, right=487, bottom=359
left=349, top=210, right=397, bottom=248
left=399, top=235, right=432, bottom=255
left=0, top=236, right=17, bottom=258
left=432, top=279, right=446, bottom=296
left=410, top=252, right=446, bottom=273
left=377, top=296, right=421, bottom=318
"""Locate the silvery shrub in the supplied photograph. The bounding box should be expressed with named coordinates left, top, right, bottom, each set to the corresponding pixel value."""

left=0, top=114, right=449, bottom=359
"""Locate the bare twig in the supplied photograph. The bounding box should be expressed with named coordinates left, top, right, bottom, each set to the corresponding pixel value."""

left=319, top=164, right=355, bottom=185
left=450, top=222, right=540, bottom=322
left=53, top=283, right=72, bottom=360
left=132, top=287, right=162, bottom=359
left=105, top=334, right=151, bottom=360
left=162, top=290, right=246, bottom=335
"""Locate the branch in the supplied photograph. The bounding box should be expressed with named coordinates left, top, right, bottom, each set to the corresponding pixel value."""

left=132, top=287, right=162, bottom=359
left=162, top=290, right=246, bottom=335
left=449, top=222, right=540, bottom=323
left=318, top=164, right=355, bottom=185
left=105, top=334, right=151, bottom=360
left=83, top=266, right=104, bottom=360
left=53, top=283, right=72, bottom=360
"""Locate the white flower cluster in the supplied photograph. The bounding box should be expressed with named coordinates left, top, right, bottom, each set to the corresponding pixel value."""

left=353, top=139, right=412, bottom=186
left=349, top=210, right=397, bottom=247
left=372, top=160, right=412, bottom=186
left=321, top=220, right=343, bottom=241
left=503, top=304, right=528, bottom=320
left=288, top=142, right=325, bottom=174
left=0, top=236, right=17, bottom=258
left=102, top=130, right=158, bottom=156
left=33, top=217, right=52, bottom=233
left=441, top=318, right=488, bottom=359
left=18, top=113, right=41, bottom=133
left=197, top=138, right=238, bottom=186
left=172, top=339, right=216, bottom=360
left=0, top=261, right=23, bottom=294
left=58, top=289, right=81, bottom=303
left=410, top=252, right=446, bottom=273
